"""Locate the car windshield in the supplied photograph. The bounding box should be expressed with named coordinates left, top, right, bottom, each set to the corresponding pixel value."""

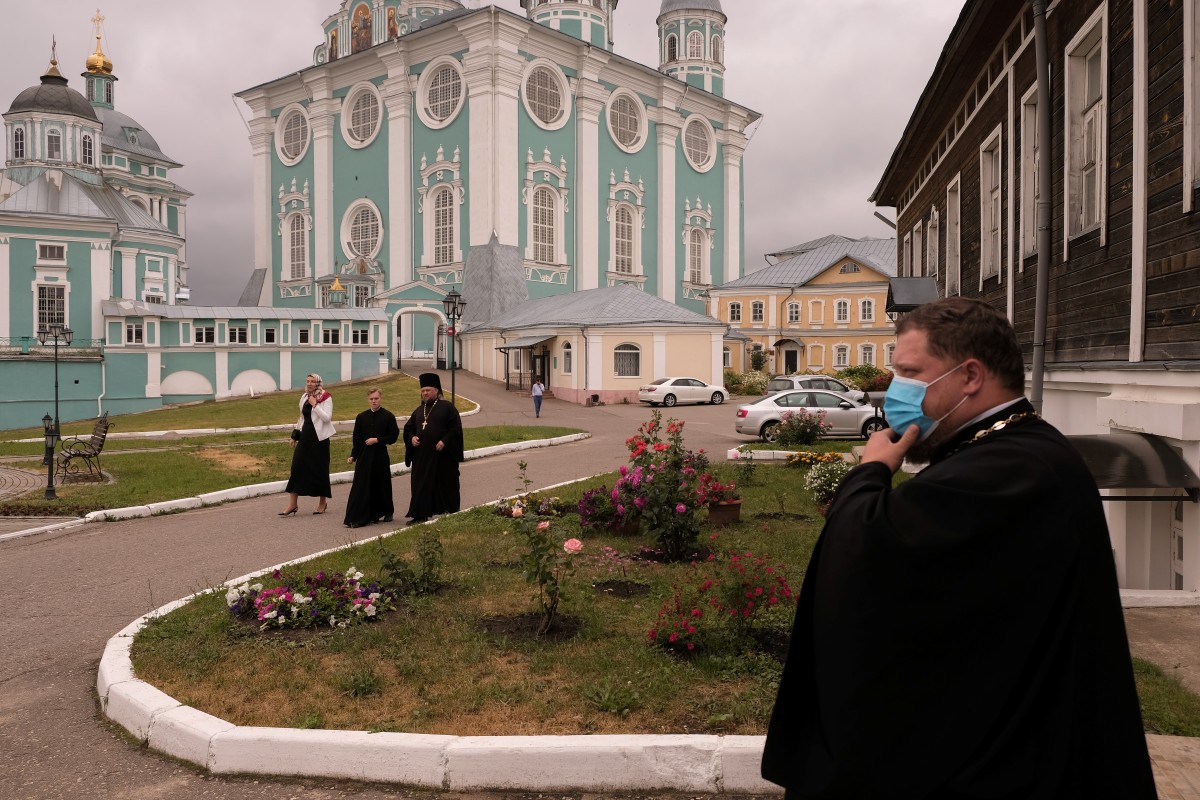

left=649, top=378, right=669, bottom=386
left=767, top=380, right=792, bottom=391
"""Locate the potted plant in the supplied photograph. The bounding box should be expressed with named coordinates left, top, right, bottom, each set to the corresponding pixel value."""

left=697, top=473, right=741, bottom=526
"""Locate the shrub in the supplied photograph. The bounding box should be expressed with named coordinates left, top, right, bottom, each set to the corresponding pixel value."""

left=750, top=348, right=767, bottom=372
left=775, top=409, right=830, bottom=447
left=649, top=550, right=796, bottom=654
left=736, top=370, right=770, bottom=396
left=786, top=451, right=846, bottom=469
left=729, top=449, right=759, bottom=485
left=803, top=459, right=853, bottom=506
left=377, top=531, right=443, bottom=595
left=834, top=364, right=886, bottom=389
left=620, top=411, right=709, bottom=560
left=576, top=484, right=616, bottom=532
left=226, top=566, right=394, bottom=631
left=518, top=516, right=582, bottom=635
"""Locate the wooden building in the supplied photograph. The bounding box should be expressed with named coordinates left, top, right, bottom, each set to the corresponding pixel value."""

left=871, top=0, right=1200, bottom=592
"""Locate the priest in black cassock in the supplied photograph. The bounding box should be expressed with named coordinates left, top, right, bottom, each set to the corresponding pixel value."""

left=762, top=298, right=1157, bottom=800
left=343, top=387, right=400, bottom=529
left=402, top=373, right=463, bottom=524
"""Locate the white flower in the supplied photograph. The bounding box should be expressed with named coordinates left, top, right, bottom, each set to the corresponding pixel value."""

left=225, top=588, right=240, bottom=607
left=297, top=595, right=311, bottom=604
left=368, top=592, right=381, bottom=602
left=329, top=615, right=337, bottom=627
left=365, top=604, right=377, bottom=617
left=264, top=610, right=278, bottom=619
left=250, top=583, right=262, bottom=592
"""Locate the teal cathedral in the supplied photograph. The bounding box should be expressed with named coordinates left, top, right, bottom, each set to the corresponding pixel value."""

left=1, top=0, right=756, bottom=427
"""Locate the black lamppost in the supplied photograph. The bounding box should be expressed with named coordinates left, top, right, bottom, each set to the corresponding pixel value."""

left=36, top=323, right=72, bottom=477
left=42, top=413, right=57, bottom=500
left=441, top=288, right=466, bottom=405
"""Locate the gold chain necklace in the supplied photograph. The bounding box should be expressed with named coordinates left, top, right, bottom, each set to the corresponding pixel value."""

left=950, top=411, right=1040, bottom=455
left=421, top=398, right=438, bottom=430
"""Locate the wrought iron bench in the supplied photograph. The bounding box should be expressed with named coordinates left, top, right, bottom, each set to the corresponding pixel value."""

left=56, top=412, right=113, bottom=481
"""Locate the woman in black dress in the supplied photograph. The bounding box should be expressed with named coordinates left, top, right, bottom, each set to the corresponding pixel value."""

left=280, top=373, right=334, bottom=515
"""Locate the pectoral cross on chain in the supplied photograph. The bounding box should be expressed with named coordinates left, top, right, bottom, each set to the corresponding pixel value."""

left=421, top=421, right=428, bottom=430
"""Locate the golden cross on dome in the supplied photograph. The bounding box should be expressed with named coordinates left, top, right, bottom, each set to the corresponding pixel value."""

left=51, top=35, right=57, bottom=64
left=91, top=8, right=105, bottom=36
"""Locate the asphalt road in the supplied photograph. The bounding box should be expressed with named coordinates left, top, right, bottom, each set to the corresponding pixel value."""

left=0, top=368, right=758, bottom=800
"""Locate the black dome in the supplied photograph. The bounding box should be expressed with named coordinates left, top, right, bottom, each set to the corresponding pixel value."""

left=7, top=66, right=98, bottom=121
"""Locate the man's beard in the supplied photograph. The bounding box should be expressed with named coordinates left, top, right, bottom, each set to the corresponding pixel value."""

left=903, top=425, right=953, bottom=465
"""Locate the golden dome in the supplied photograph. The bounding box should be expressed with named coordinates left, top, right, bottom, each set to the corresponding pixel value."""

left=85, top=10, right=113, bottom=74
left=330, top=277, right=346, bottom=292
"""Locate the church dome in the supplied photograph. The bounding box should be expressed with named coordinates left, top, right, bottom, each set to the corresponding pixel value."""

left=659, top=0, right=723, bottom=14
left=7, top=61, right=98, bottom=121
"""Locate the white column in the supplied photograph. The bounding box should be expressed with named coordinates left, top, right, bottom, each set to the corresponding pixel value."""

left=381, top=67, right=414, bottom=289
left=116, top=247, right=137, bottom=300
left=145, top=350, right=162, bottom=398
left=710, top=330, right=723, bottom=383
left=309, top=94, right=341, bottom=280
left=587, top=331, right=604, bottom=394
left=657, top=121, right=680, bottom=304
left=576, top=79, right=607, bottom=291
left=0, top=236, right=9, bottom=337
left=280, top=347, right=293, bottom=392
left=653, top=333, right=667, bottom=379
left=722, top=137, right=745, bottom=283
left=463, top=52, right=495, bottom=247
left=215, top=350, right=229, bottom=399
left=247, top=111, right=274, bottom=304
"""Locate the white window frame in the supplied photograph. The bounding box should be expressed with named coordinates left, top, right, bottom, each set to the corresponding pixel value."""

left=681, top=115, right=716, bottom=173
left=194, top=325, right=215, bottom=344
left=46, top=128, right=62, bottom=161
left=613, top=343, right=641, bottom=377
left=531, top=186, right=559, bottom=265
left=562, top=342, right=573, bottom=375
left=681, top=197, right=715, bottom=286
left=666, top=34, right=678, bottom=63
left=298, top=327, right=310, bottom=345
left=605, top=89, right=647, bottom=154
left=341, top=81, right=383, bottom=148
left=352, top=327, right=370, bottom=344
left=860, top=344, right=875, bottom=366
left=418, top=146, right=465, bottom=268
left=712, top=34, right=723, bottom=64
left=926, top=205, right=939, bottom=278
left=322, top=326, right=341, bottom=345
left=835, top=299, right=850, bottom=324
left=722, top=347, right=731, bottom=369
left=979, top=125, right=1003, bottom=284
left=416, top=56, right=465, bottom=130
left=275, top=104, right=311, bottom=166
left=809, top=299, right=824, bottom=323
left=125, top=321, right=143, bottom=345
left=287, top=212, right=308, bottom=280
left=911, top=221, right=924, bottom=278
left=36, top=284, right=66, bottom=330
left=808, top=344, right=825, bottom=369
left=834, top=344, right=850, bottom=368
left=729, top=302, right=741, bottom=323
left=687, top=30, right=704, bottom=59
left=902, top=231, right=912, bottom=277
left=751, top=301, right=764, bottom=323
left=606, top=170, right=644, bottom=281
left=354, top=284, right=371, bottom=308
left=859, top=298, right=875, bottom=323
left=1020, top=84, right=1040, bottom=258
left=81, top=133, right=94, bottom=166
left=12, top=126, right=25, bottom=160
left=1063, top=5, right=1108, bottom=255
left=885, top=343, right=895, bottom=366
left=341, top=199, right=384, bottom=262
left=787, top=302, right=800, bottom=324
left=229, top=326, right=248, bottom=344
left=946, top=174, right=962, bottom=297
left=524, top=149, right=570, bottom=267
left=265, top=327, right=277, bottom=344
left=521, top=59, right=571, bottom=132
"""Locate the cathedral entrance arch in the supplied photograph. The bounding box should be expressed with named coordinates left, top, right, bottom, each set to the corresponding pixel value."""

left=392, top=307, right=447, bottom=370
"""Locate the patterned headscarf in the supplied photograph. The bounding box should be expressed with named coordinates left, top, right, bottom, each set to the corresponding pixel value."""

left=306, top=373, right=331, bottom=402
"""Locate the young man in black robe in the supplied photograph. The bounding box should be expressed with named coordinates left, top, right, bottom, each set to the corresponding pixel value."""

left=343, top=387, right=400, bottom=529
left=762, top=297, right=1157, bottom=799
left=402, top=372, right=463, bottom=524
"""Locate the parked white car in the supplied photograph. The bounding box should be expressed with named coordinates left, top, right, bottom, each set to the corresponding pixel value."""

left=734, top=389, right=887, bottom=441
left=638, top=377, right=728, bottom=407
left=764, top=375, right=869, bottom=404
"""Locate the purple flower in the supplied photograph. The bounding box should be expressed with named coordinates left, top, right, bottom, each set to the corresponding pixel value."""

left=619, top=464, right=628, bottom=476
left=675, top=503, right=687, bottom=513
left=634, top=496, right=647, bottom=510
left=611, top=488, right=619, bottom=502
left=617, top=504, right=626, bottom=515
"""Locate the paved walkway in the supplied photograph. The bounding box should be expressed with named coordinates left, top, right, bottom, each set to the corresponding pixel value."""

left=0, top=463, right=43, bottom=500
left=1, top=367, right=1198, bottom=798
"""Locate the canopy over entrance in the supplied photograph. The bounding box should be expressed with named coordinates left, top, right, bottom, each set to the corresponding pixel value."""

left=1067, top=432, right=1200, bottom=502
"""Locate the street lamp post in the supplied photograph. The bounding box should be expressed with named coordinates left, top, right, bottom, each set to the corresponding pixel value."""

left=441, top=288, right=467, bottom=406
left=36, top=323, right=72, bottom=485
left=41, top=413, right=57, bottom=500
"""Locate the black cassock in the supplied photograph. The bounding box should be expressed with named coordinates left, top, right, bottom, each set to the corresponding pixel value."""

left=343, top=406, right=400, bottom=527
left=762, top=399, right=1157, bottom=800
left=402, top=398, right=463, bottom=521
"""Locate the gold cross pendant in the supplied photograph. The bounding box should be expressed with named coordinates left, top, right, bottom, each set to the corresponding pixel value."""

left=422, top=421, right=428, bottom=430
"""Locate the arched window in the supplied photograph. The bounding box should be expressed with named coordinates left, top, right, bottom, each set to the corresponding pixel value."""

left=861, top=344, right=876, bottom=366
left=562, top=342, right=573, bottom=374
left=689, top=229, right=704, bottom=283
left=433, top=188, right=455, bottom=265
left=666, top=34, right=678, bottom=62
left=886, top=343, right=896, bottom=366
left=860, top=298, right=875, bottom=322
left=687, top=31, right=704, bottom=59
left=349, top=205, right=381, bottom=258
left=614, top=206, right=634, bottom=273
left=289, top=215, right=307, bottom=279
left=835, top=300, right=850, bottom=323
left=532, top=187, right=557, bottom=264
left=104, top=82, right=113, bottom=104
left=751, top=301, right=765, bottom=322
left=81, top=134, right=93, bottom=166
left=712, top=35, right=723, bottom=64
left=46, top=130, right=62, bottom=160
left=835, top=345, right=850, bottom=367
left=614, top=343, right=641, bottom=377
left=12, top=128, right=24, bottom=160
left=787, top=302, right=800, bottom=323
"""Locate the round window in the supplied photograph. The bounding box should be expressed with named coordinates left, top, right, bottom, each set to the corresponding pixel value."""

left=683, top=117, right=715, bottom=172
left=417, top=57, right=465, bottom=130
left=348, top=204, right=381, bottom=258
left=525, top=65, right=565, bottom=128
left=606, top=90, right=645, bottom=153
left=278, top=107, right=310, bottom=163
left=346, top=87, right=380, bottom=144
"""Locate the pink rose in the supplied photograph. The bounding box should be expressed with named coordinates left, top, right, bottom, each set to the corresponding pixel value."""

left=675, top=503, right=687, bottom=513
left=563, top=538, right=583, bottom=554
left=537, top=520, right=550, bottom=531
left=512, top=507, right=523, bottom=518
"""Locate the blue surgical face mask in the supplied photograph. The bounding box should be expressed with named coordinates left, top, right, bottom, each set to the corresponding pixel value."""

left=883, top=362, right=967, bottom=441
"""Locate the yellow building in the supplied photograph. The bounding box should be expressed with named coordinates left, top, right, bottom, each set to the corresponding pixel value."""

left=707, top=235, right=897, bottom=375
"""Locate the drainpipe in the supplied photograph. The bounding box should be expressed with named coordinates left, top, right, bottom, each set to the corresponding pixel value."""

left=778, top=284, right=798, bottom=373
left=1030, top=0, right=1052, bottom=413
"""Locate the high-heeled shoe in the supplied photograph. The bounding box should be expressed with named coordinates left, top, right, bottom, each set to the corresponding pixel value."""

left=313, top=503, right=328, bottom=515
left=278, top=507, right=298, bottom=517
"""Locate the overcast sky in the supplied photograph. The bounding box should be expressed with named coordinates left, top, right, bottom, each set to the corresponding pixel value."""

left=1, top=1, right=960, bottom=304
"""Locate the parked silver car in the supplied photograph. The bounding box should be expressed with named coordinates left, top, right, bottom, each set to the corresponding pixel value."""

left=639, top=377, right=728, bottom=407
left=734, top=389, right=887, bottom=441
left=765, top=375, right=868, bottom=404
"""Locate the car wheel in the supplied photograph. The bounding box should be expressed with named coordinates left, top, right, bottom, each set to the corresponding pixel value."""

left=861, top=417, right=886, bottom=438
left=710, top=391, right=725, bottom=405
left=761, top=421, right=781, bottom=443
left=663, top=394, right=677, bottom=407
